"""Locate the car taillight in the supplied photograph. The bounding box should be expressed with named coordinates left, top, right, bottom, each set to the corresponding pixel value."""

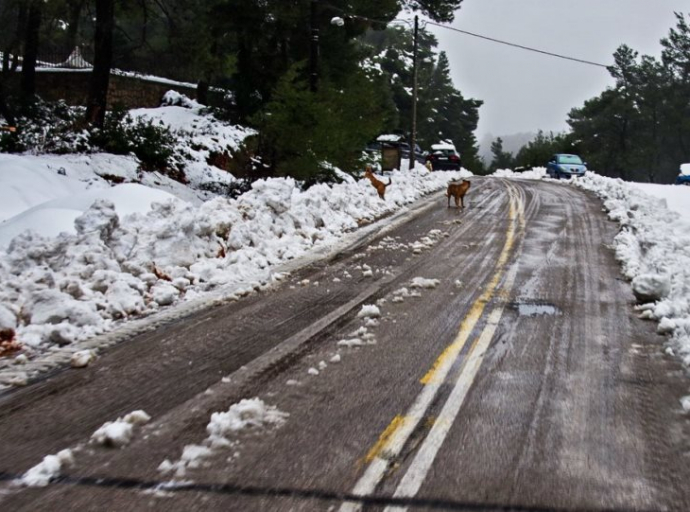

left=449, top=155, right=459, bottom=161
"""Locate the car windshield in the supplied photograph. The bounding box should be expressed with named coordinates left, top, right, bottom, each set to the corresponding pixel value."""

left=557, top=155, right=583, bottom=165
left=433, top=149, right=456, bottom=156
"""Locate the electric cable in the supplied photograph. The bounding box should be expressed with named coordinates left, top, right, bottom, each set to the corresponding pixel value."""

left=425, top=20, right=609, bottom=69
left=325, top=4, right=610, bottom=70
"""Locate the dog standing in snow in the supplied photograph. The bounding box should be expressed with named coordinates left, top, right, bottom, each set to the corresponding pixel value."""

left=446, top=179, right=471, bottom=208
left=364, top=166, right=391, bottom=200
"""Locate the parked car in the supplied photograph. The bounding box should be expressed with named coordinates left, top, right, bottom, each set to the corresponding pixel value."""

left=546, top=154, right=587, bottom=179
left=426, top=143, right=461, bottom=171
left=675, top=163, right=690, bottom=185
left=400, top=142, right=426, bottom=164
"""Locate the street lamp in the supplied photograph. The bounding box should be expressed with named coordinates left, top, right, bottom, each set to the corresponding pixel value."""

left=409, top=15, right=419, bottom=170
left=310, top=0, right=319, bottom=93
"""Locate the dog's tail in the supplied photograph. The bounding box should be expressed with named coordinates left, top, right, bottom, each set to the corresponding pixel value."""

left=384, top=178, right=392, bottom=188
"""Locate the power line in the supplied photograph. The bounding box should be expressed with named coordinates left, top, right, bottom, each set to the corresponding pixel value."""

left=424, top=20, right=610, bottom=69
left=325, top=5, right=609, bottom=70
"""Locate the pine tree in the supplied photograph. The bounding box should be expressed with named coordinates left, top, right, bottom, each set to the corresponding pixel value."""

left=85, top=0, right=115, bottom=127
left=489, top=137, right=514, bottom=171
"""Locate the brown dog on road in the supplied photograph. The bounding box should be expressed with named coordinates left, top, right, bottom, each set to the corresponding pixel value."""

left=446, top=179, right=471, bottom=208
left=365, top=166, right=391, bottom=200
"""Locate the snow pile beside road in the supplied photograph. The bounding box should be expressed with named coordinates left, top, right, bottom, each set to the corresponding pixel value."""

left=574, top=174, right=690, bottom=369
left=492, top=167, right=548, bottom=180
left=0, top=167, right=470, bottom=359
left=629, top=182, right=690, bottom=218
left=0, top=180, right=184, bottom=249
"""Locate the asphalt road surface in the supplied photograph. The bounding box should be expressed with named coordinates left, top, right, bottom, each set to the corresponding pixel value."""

left=1, top=177, right=689, bottom=511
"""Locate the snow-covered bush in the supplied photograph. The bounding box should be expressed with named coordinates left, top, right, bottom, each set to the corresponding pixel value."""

left=90, top=108, right=176, bottom=173
left=0, top=99, right=90, bottom=155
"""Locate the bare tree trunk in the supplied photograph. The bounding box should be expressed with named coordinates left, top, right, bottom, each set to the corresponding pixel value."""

left=197, top=80, right=209, bottom=105
left=20, top=0, right=42, bottom=102
left=0, top=74, right=17, bottom=125
left=9, top=2, right=28, bottom=72
left=65, top=0, right=87, bottom=51
left=85, top=0, right=115, bottom=127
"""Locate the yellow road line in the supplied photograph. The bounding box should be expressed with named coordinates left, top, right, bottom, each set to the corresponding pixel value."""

left=342, top=181, right=525, bottom=511
left=363, top=415, right=406, bottom=464
left=421, top=182, right=518, bottom=385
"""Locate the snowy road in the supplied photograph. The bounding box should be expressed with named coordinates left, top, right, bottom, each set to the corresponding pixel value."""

left=1, top=178, right=689, bottom=511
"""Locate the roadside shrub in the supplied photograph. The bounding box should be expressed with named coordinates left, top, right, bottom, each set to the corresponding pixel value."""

left=0, top=99, right=90, bottom=154
left=90, top=107, right=176, bottom=172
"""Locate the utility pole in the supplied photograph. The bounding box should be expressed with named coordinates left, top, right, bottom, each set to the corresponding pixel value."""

left=309, top=0, right=319, bottom=93
left=409, top=15, right=419, bottom=169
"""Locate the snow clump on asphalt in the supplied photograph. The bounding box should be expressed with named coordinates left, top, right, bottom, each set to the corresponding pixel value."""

left=410, top=277, right=440, bottom=289
left=159, top=398, right=287, bottom=478
left=20, top=449, right=75, bottom=487
left=357, top=305, right=381, bottom=318
left=206, top=398, right=288, bottom=446
left=337, top=337, right=364, bottom=347
left=70, top=349, right=96, bottom=368
left=91, top=410, right=151, bottom=447
left=574, top=173, right=690, bottom=371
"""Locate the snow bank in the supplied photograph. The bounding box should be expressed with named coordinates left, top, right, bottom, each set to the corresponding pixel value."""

left=0, top=183, right=184, bottom=249
left=0, top=153, right=115, bottom=222
left=574, top=174, right=690, bottom=370
left=0, top=167, right=470, bottom=358
left=492, top=167, right=548, bottom=180
left=629, top=182, right=690, bottom=218
left=0, top=92, right=256, bottom=216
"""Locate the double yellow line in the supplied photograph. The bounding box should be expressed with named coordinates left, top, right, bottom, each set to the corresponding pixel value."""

left=343, top=181, right=525, bottom=510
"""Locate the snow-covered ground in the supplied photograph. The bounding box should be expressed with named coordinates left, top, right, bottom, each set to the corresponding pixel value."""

left=629, top=182, right=690, bottom=218
left=0, top=144, right=469, bottom=383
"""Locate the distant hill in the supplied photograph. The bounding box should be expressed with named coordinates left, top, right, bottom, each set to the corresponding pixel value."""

left=478, top=132, right=536, bottom=163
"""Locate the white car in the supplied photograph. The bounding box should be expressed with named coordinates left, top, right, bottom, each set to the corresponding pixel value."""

left=676, top=163, right=690, bottom=185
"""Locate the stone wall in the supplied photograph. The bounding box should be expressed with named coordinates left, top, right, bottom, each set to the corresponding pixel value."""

left=7, top=70, right=226, bottom=109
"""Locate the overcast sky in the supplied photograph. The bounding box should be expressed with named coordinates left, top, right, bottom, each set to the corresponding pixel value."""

left=426, top=0, right=688, bottom=139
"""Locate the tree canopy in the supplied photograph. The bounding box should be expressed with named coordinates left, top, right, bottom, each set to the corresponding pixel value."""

left=566, top=12, right=690, bottom=182
left=1, top=0, right=480, bottom=180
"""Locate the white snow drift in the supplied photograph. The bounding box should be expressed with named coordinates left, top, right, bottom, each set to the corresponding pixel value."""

left=0, top=165, right=469, bottom=360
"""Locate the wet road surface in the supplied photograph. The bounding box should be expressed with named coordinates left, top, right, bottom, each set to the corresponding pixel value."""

left=1, top=177, right=689, bottom=511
